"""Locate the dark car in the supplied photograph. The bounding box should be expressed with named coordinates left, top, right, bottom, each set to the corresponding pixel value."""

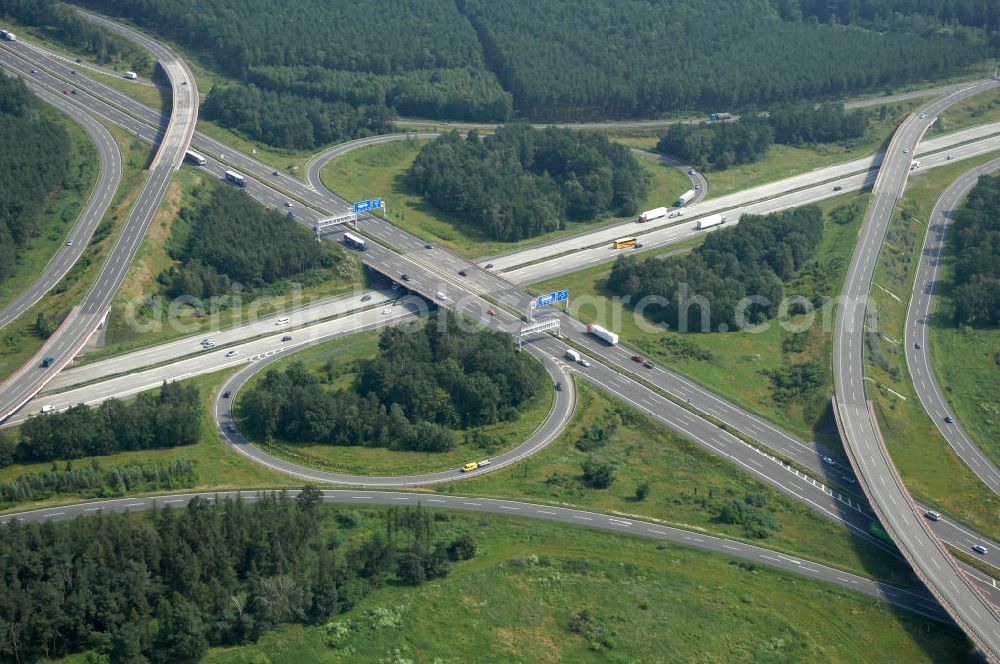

left=272, top=170, right=279, bottom=176
left=41, top=356, right=55, bottom=368
left=424, top=243, right=433, bottom=249
left=485, top=263, right=494, bottom=269
left=833, top=185, right=842, bottom=191
left=643, top=360, right=654, bottom=368
left=555, top=381, right=563, bottom=391
left=361, top=294, right=372, bottom=302
left=222, top=391, right=231, bottom=399
left=401, top=274, right=411, bottom=281
left=282, top=335, right=292, bottom=342
left=944, top=415, right=955, bottom=424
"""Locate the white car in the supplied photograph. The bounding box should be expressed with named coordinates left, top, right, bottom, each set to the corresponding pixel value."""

left=578, top=359, right=591, bottom=367
left=225, top=350, right=239, bottom=358
left=284, top=201, right=293, bottom=207
left=436, top=291, right=448, bottom=301
left=478, top=459, right=492, bottom=467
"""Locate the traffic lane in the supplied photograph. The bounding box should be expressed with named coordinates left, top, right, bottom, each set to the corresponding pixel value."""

left=904, top=157, right=1000, bottom=496
left=0, top=488, right=949, bottom=623
left=0, top=77, right=121, bottom=330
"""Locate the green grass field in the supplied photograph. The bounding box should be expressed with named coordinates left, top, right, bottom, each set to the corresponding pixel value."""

left=865, top=150, right=1000, bottom=542
left=234, top=329, right=556, bottom=476
left=530, top=193, right=868, bottom=444
left=935, top=86, right=1000, bottom=134
left=319, top=137, right=691, bottom=258
left=0, top=369, right=297, bottom=515
left=199, top=507, right=968, bottom=664
left=0, top=122, right=153, bottom=383
left=0, top=105, right=99, bottom=312
left=443, top=381, right=912, bottom=586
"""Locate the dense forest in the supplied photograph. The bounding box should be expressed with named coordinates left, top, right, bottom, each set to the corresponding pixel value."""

left=9, top=380, right=201, bottom=466
left=201, top=84, right=394, bottom=151
left=407, top=126, right=649, bottom=241
left=607, top=206, right=825, bottom=332
left=0, top=459, right=195, bottom=506
left=2, top=0, right=151, bottom=72
left=0, top=492, right=476, bottom=662
left=657, top=103, right=870, bottom=171
left=62, top=0, right=993, bottom=138
left=0, top=74, right=71, bottom=287
left=160, top=185, right=341, bottom=299
left=948, top=173, right=1000, bottom=326
left=240, top=315, right=545, bottom=450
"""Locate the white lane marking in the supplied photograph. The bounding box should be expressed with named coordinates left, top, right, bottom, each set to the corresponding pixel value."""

left=536, top=510, right=557, bottom=515
left=499, top=506, right=519, bottom=511
left=462, top=501, right=482, bottom=506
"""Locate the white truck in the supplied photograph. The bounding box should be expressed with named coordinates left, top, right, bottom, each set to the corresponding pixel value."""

left=696, top=214, right=726, bottom=230
left=674, top=189, right=696, bottom=207
left=565, top=349, right=581, bottom=362
left=639, top=207, right=668, bottom=223
left=0, top=30, right=17, bottom=42
left=124, top=71, right=137, bottom=80
left=587, top=323, right=619, bottom=346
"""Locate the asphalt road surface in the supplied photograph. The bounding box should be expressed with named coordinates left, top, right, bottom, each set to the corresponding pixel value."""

left=0, top=77, right=121, bottom=331
left=0, top=489, right=952, bottom=624
left=904, top=158, right=1000, bottom=497
left=833, top=80, right=1000, bottom=659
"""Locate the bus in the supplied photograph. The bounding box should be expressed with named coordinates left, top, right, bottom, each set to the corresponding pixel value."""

left=613, top=237, right=637, bottom=250
left=343, top=232, right=368, bottom=251
left=185, top=150, right=207, bottom=166
left=224, top=169, right=247, bottom=187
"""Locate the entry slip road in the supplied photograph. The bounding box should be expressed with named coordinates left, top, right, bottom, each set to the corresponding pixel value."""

left=0, top=78, right=121, bottom=331
left=0, top=489, right=949, bottom=624
left=905, top=158, right=1000, bottom=498
left=833, top=80, right=1000, bottom=660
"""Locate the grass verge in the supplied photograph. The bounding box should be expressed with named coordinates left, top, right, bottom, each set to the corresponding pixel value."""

left=935, top=86, right=1000, bottom=135
left=865, top=150, right=1000, bottom=542
left=234, top=329, right=556, bottom=476
left=442, top=381, right=913, bottom=587
left=202, top=506, right=968, bottom=664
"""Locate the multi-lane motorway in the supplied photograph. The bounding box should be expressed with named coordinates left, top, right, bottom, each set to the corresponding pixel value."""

left=0, top=77, right=121, bottom=330
left=905, top=158, right=1000, bottom=498
left=833, top=81, right=1000, bottom=659
left=0, top=21, right=199, bottom=423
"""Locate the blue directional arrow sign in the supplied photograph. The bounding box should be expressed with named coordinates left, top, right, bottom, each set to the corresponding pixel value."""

left=536, top=289, right=569, bottom=308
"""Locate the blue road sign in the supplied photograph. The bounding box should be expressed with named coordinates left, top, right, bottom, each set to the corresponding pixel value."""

left=353, top=197, right=385, bottom=214
left=536, top=289, right=569, bottom=308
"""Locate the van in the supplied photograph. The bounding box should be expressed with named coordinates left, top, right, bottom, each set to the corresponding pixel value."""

left=461, top=462, right=478, bottom=473
left=565, top=349, right=581, bottom=362
left=923, top=510, right=941, bottom=521
left=124, top=71, right=137, bottom=80
left=41, top=404, right=55, bottom=413
left=275, top=317, right=289, bottom=325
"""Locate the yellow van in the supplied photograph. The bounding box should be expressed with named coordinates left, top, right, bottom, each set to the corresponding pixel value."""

left=461, top=462, right=478, bottom=473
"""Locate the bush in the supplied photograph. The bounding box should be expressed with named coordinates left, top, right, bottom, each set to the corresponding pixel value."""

left=581, top=457, right=615, bottom=489
left=447, top=534, right=477, bottom=561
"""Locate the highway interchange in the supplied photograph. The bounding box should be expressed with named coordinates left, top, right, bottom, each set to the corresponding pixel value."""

left=1, top=13, right=1000, bottom=658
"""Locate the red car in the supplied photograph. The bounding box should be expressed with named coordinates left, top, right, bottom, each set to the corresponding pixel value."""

left=631, top=354, right=643, bottom=363
left=488, top=308, right=497, bottom=316
left=63, top=89, right=69, bottom=95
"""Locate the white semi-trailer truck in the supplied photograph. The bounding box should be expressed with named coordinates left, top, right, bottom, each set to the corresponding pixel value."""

left=587, top=323, right=619, bottom=345
left=639, top=207, right=668, bottom=223
left=696, top=214, right=726, bottom=230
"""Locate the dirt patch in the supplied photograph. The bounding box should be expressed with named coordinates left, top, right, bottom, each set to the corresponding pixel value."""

left=493, top=617, right=561, bottom=663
